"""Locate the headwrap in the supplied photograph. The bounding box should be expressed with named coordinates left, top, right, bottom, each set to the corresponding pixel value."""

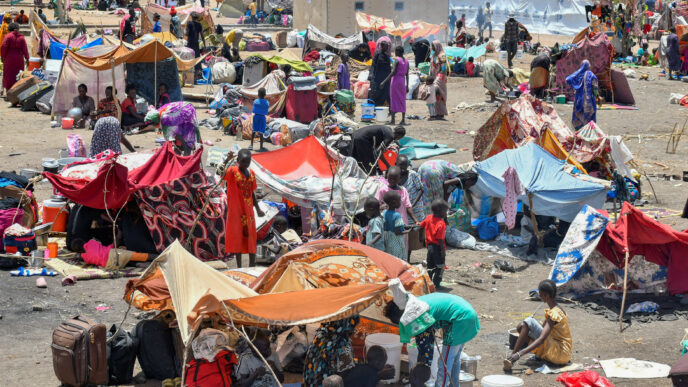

left=566, top=60, right=592, bottom=91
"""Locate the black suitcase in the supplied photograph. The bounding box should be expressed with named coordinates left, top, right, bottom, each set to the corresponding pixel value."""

left=19, top=81, right=53, bottom=111
left=107, top=324, right=138, bottom=385
left=36, top=89, right=54, bottom=115
left=135, top=319, right=179, bottom=380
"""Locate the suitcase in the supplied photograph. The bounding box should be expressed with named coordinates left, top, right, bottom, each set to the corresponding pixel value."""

left=135, top=319, right=179, bottom=380
left=7, top=75, right=39, bottom=105
left=18, top=81, right=53, bottom=111
left=36, top=89, right=54, bottom=114
left=52, top=316, right=107, bottom=386
left=246, top=41, right=270, bottom=52
left=275, top=30, right=287, bottom=48
left=242, top=60, right=267, bottom=86
left=285, top=77, right=318, bottom=124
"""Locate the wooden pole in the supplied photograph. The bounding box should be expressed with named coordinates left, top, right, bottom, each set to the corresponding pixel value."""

left=528, top=193, right=543, bottom=248
left=619, top=251, right=630, bottom=332
left=110, top=58, right=121, bottom=121
left=154, top=41, right=158, bottom=108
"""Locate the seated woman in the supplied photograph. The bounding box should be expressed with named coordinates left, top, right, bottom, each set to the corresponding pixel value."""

left=72, top=83, right=95, bottom=128
left=157, top=83, right=171, bottom=109
left=89, top=116, right=135, bottom=157
left=120, top=84, right=148, bottom=130
left=92, top=86, right=120, bottom=123
left=504, top=279, right=572, bottom=371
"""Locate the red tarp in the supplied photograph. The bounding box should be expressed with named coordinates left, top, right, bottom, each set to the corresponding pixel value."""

left=596, top=202, right=688, bottom=295
left=251, top=136, right=335, bottom=180
left=43, top=143, right=203, bottom=210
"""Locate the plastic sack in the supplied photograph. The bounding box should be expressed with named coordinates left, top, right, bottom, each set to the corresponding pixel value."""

left=446, top=206, right=471, bottom=233
left=335, top=89, right=354, bottom=104
left=212, top=62, right=237, bottom=84
left=625, top=301, right=659, bottom=314
left=556, top=371, right=615, bottom=387
left=407, top=73, right=420, bottom=100
left=418, top=62, right=431, bottom=75
left=476, top=216, right=499, bottom=240
left=287, top=30, right=299, bottom=48
left=445, top=226, right=476, bottom=249
left=67, top=134, right=86, bottom=157
left=192, top=329, right=231, bottom=362
left=354, top=81, right=370, bottom=99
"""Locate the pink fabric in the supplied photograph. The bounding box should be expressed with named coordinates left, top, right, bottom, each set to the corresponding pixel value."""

left=376, top=183, right=412, bottom=251
left=82, top=239, right=112, bottom=267
left=502, top=166, right=524, bottom=229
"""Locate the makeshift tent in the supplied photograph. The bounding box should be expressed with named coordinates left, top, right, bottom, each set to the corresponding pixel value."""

left=126, top=240, right=389, bottom=343
left=250, top=53, right=312, bottom=72
left=566, top=121, right=634, bottom=179
left=240, top=71, right=287, bottom=115
left=473, top=95, right=587, bottom=173
left=52, top=40, right=202, bottom=116
left=550, top=205, right=670, bottom=298
left=134, top=32, right=179, bottom=46
left=556, top=33, right=634, bottom=104
left=304, top=24, right=363, bottom=54
left=44, top=143, right=229, bottom=260
left=141, top=3, right=214, bottom=36
left=218, top=0, right=246, bottom=17
left=30, top=10, right=87, bottom=57
left=445, top=44, right=488, bottom=63
left=250, top=136, right=382, bottom=210
left=355, top=12, right=447, bottom=39
left=474, top=142, right=608, bottom=222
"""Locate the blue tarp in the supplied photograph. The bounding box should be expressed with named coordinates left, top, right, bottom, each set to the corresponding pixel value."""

left=474, top=143, right=607, bottom=222
left=398, top=136, right=456, bottom=160
left=49, top=38, right=103, bottom=60
left=443, top=43, right=487, bottom=63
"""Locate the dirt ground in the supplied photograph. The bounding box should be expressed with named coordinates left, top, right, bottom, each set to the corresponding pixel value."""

left=1, top=10, right=688, bottom=386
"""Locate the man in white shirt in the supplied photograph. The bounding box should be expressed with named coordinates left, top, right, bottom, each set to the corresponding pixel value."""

left=484, top=2, right=493, bottom=38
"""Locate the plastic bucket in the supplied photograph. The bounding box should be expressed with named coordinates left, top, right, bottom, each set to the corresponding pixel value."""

left=28, top=57, right=42, bottom=71
left=61, top=117, right=74, bottom=129
left=480, top=375, right=524, bottom=387
left=361, top=100, right=375, bottom=116
left=516, top=49, right=523, bottom=59
left=43, top=198, right=68, bottom=232
left=461, top=355, right=481, bottom=377
left=499, top=51, right=507, bottom=61
left=365, top=333, right=403, bottom=383
left=375, top=106, right=389, bottom=122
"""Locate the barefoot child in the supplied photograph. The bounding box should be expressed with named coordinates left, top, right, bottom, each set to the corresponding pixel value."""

left=364, top=197, right=385, bottom=252
left=251, top=87, right=269, bottom=151
left=420, top=199, right=448, bottom=289
left=382, top=190, right=408, bottom=260
left=224, top=149, right=265, bottom=267
left=377, top=166, right=418, bottom=258
left=504, top=279, right=572, bottom=371
left=421, top=76, right=436, bottom=120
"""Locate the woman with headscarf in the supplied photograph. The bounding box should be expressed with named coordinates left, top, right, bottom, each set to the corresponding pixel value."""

left=430, top=40, right=449, bottom=119
left=418, top=160, right=476, bottom=215
left=566, top=60, right=599, bottom=130
left=530, top=54, right=551, bottom=99
left=370, top=40, right=391, bottom=106
left=0, top=14, right=12, bottom=54
left=666, top=27, right=682, bottom=79
left=303, top=315, right=360, bottom=387
left=482, top=59, right=512, bottom=102
left=1, top=22, right=28, bottom=93
left=89, top=117, right=135, bottom=157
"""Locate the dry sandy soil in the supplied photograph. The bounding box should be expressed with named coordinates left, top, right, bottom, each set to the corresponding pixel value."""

left=1, top=8, right=688, bottom=386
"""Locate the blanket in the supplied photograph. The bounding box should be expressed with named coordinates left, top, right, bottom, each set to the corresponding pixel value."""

left=398, top=136, right=457, bottom=160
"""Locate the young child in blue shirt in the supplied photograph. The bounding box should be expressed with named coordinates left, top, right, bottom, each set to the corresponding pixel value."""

left=364, top=197, right=385, bottom=252
left=251, top=87, right=269, bottom=151
left=382, top=190, right=407, bottom=260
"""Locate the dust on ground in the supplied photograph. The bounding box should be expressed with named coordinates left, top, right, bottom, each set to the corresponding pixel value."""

left=0, top=13, right=687, bottom=386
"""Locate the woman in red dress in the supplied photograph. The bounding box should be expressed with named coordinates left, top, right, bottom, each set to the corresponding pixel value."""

left=1, top=22, right=29, bottom=93
left=224, top=149, right=264, bottom=267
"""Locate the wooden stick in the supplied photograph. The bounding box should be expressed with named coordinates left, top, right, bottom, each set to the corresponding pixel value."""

left=619, top=251, right=630, bottom=332
left=528, top=193, right=543, bottom=248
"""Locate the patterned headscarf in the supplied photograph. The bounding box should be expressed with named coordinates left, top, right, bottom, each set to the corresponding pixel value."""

left=376, top=36, right=392, bottom=55
left=90, top=117, right=122, bottom=157
left=431, top=40, right=445, bottom=60
left=303, top=315, right=360, bottom=387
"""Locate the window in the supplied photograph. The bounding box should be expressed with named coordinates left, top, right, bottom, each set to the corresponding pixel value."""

left=354, top=1, right=364, bottom=10
left=394, top=1, right=404, bottom=10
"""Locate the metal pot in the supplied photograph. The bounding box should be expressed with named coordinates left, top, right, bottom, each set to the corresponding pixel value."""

left=459, top=371, right=475, bottom=387
left=508, top=328, right=519, bottom=349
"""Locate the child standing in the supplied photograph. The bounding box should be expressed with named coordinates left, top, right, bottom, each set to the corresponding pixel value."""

left=376, top=166, right=418, bottom=258
left=364, top=197, right=385, bottom=252
left=419, top=199, right=448, bottom=289
left=224, top=149, right=265, bottom=267
left=422, top=76, right=436, bottom=120
left=251, top=87, right=269, bottom=152
left=337, top=53, right=350, bottom=90
left=382, top=190, right=407, bottom=260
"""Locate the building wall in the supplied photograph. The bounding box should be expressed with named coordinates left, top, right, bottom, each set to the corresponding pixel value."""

left=294, top=0, right=448, bottom=36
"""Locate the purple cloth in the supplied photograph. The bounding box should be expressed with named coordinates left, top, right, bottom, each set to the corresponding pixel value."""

left=390, top=57, right=408, bottom=113
left=160, top=102, right=199, bottom=149
left=337, top=63, right=350, bottom=90
left=0, top=208, right=23, bottom=250
left=667, top=33, right=682, bottom=71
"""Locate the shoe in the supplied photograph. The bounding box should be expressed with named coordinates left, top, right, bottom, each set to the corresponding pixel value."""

left=435, top=285, right=452, bottom=292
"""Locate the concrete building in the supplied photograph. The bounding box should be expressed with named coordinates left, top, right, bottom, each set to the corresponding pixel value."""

left=293, top=0, right=448, bottom=36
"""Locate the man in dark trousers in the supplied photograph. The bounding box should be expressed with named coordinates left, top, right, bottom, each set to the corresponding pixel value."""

left=185, top=12, right=205, bottom=78
left=504, top=12, right=520, bottom=68
left=411, top=38, right=431, bottom=67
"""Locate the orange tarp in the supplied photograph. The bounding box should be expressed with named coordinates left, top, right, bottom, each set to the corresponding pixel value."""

left=65, top=40, right=203, bottom=72
left=355, top=12, right=446, bottom=39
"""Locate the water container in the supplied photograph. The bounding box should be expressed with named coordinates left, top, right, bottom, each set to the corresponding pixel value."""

left=365, top=333, right=403, bottom=383
left=499, top=51, right=507, bottom=61
left=43, top=197, right=68, bottom=232
left=375, top=106, right=389, bottom=122
left=61, top=117, right=74, bottom=129
left=361, top=99, right=375, bottom=116
left=28, top=57, right=42, bottom=71
left=480, top=375, right=524, bottom=387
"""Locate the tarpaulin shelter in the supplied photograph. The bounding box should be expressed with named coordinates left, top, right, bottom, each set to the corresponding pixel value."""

left=44, top=143, right=229, bottom=260
left=474, top=142, right=608, bottom=222
left=250, top=136, right=382, bottom=210
left=218, top=0, right=246, bottom=18
left=550, top=204, right=677, bottom=299
left=52, top=40, right=202, bottom=116
left=567, top=121, right=635, bottom=179
left=472, top=95, right=587, bottom=173
left=126, top=240, right=388, bottom=344
left=355, top=12, right=447, bottom=39
left=29, top=10, right=86, bottom=57
left=48, top=37, right=103, bottom=60
left=250, top=53, right=312, bottom=72
left=304, top=24, right=363, bottom=54
left=555, top=33, right=634, bottom=105
left=141, top=3, right=214, bottom=36
left=239, top=71, right=287, bottom=115
left=134, top=32, right=179, bottom=46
